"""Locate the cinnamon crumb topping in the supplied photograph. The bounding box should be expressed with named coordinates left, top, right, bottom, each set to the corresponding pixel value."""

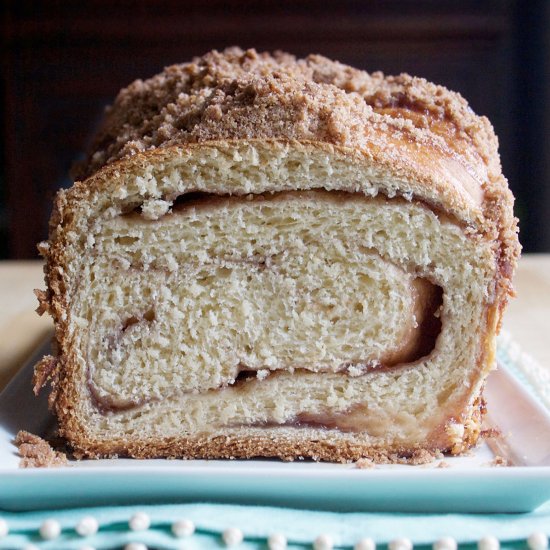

left=74, top=47, right=498, bottom=185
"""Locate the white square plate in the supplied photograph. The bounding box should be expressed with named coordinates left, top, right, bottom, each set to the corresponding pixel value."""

left=1, top=339, right=549, bottom=512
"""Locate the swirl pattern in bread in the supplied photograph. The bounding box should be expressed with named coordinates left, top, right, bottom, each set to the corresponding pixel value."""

left=34, top=48, right=519, bottom=462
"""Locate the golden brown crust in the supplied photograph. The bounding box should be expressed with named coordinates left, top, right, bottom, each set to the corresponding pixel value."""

left=32, top=354, right=58, bottom=396
left=69, top=431, right=447, bottom=464
left=33, top=288, right=51, bottom=316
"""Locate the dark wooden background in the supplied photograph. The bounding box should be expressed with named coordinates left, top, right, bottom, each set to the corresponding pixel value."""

left=2, top=0, right=549, bottom=258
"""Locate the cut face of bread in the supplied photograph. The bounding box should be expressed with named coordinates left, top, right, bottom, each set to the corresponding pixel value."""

left=90, top=191, right=444, bottom=409
left=36, top=49, right=519, bottom=462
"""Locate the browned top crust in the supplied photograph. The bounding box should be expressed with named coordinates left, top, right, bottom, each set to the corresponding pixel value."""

left=72, top=46, right=519, bottom=295
left=75, top=47, right=498, bottom=184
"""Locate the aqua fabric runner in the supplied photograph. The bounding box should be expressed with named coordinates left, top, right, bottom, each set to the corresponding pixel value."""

left=0, top=501, right=550, bottom=549
left=0, top=335, right=548, bottom=550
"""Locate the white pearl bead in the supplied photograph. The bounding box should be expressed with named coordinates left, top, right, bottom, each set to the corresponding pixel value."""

left=528, top=532, right=549, bottom=550
left=125, top=543, right=148, bottom=550
left=433, top=537, right=457, bottom=550
left=389, top=538, right=413, bottom=550
left=355, top=537, right=375, bottom=550
left=223, top=527, right=244, bottom=546
left=478, top=536, right=500, bottom=550
left=76, top=516, right=99, bottom=537
left=39, top=518, right=61, bottom=540
left=172, top=518, right=195, bottom=538
left=314, top=534, right=334, bottom=550
left=0, top=518, right=8, bottom=538
left=128, top=512, right=151, bottom=531
left=268, top=532, right=288, bottom=550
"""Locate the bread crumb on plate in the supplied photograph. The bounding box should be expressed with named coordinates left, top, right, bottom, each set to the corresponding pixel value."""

left=15, top=430, right=68, bottom=468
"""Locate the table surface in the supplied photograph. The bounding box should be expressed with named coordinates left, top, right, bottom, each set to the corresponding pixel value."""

left=0, top=256, right=549, bottom=392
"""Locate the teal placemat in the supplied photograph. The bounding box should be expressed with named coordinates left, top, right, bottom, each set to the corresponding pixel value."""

left=0, top=501, right=549, bottom=549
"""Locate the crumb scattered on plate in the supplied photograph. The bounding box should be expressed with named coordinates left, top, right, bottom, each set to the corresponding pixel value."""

left=481, top=428, right=502, bottom=439
left=487, top=455, right=511, bottom=467
left=356, top=458, right=376, bottom=469
left=15, top=430, right=68, bottom=468
left=399, top=449, right=437, bottom=465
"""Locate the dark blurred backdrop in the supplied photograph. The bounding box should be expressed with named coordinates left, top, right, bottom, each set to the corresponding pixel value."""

left=1, top=0, right=549, bottom=258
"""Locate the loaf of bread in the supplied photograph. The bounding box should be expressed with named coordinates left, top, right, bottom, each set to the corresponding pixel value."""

left=34, top=48, right=519, bottom=462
